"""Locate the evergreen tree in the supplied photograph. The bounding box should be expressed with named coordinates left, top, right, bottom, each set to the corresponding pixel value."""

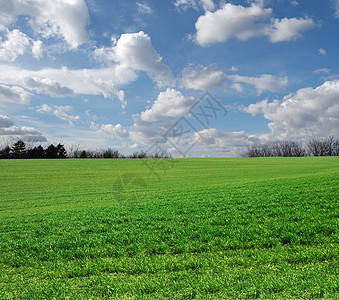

left=11, top=140, right=27, bottom=158
left=27, top=145, right=45, bottom=159
left=45, top=144, right=58, bottom=158
left=56, top=143, right=67, bottom=158
left=0, top=146, right=11, bottom=159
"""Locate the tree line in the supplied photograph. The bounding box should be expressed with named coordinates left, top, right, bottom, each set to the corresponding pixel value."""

left=0, top=140, right=67, bottom=159
left=242, top=137, right=339, bottom=157
left=1, top=137, right=338, bottom=159
left=0, top=140, right=172, bottom=159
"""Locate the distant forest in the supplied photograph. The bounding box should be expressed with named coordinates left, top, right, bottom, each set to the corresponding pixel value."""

left=0, top=140, right=171, bottom=159
left=0, top=137, right=338, bottom=159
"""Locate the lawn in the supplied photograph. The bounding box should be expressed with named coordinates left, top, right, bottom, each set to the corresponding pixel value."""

left=0, top=157, right=338, bottom=299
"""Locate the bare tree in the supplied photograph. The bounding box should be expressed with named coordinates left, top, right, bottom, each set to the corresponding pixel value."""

left=307, top=137, right=339, bottom=156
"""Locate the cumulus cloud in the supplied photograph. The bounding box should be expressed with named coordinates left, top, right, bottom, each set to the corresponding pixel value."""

left=195, top=3, right=272, bottom=46
left=193, top=128, right=259, bottom=156
left=267, top=17, right=315, bottom=42
left=130, top=117, right=168, bottom=145
left=0, top=64, right=129, bottom=105
left=94, top=31, right=175, bottom=88
left=91, top=122, right=130, bottom=139
left=37, top=104, right=80, bottom=125
left=0, top=0, right=89, bottom=49
left=181, top=64, right=225, bottom=90
left=139, top=88, right=195, bottom=122
left=0, top=29, right=30, bottom=61
left=0, top=114, right=46, bottom=141
left=194, top=2, right=315, bottom=46
left=174, top=0, right=215, bottom=12
left=0, top=84, right=31, bottom=104
left=243, top=80, right=339, bottom=140
left=32, top=40, right=43, bottom=59
left=230, top=74, right=288, bottom=95
left=0, top=31, right=173, bottom=107
left=129, top=89, right=196, bottom=145
left=0, top=29, right=43, bottom=61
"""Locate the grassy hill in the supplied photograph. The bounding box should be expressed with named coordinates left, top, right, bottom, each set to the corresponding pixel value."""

left=0, top=157, right=338, bottom=299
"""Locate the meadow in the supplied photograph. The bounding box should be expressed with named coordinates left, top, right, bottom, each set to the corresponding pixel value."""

left=0, top=157, right=338, bottom=299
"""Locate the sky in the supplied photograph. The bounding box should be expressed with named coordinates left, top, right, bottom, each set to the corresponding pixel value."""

left=0, top=0, right=338, bottom=157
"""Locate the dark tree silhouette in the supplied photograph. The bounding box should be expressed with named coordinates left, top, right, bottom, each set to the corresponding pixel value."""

left=27, top=145, right=45, bottom=159
left=56, top=143, right=67, bottom=158
left=11, top=140, right=27, bottom=158
left=45, top=144, right=56, bottom=158
left=0, top=146, right=11, bottom=159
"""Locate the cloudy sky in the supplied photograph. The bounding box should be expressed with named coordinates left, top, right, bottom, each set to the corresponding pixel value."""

left=0, top=0, right=338, bottom=157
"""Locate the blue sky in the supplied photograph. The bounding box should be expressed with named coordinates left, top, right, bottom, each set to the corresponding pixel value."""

left=0, top=0, right=338, bottom=157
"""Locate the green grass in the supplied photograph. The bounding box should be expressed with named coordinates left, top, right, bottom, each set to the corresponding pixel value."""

left=0, top=157, right=338, bottom=299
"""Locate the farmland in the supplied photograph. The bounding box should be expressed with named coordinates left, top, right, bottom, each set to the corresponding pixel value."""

left=0, top=157, right=338, bottom=299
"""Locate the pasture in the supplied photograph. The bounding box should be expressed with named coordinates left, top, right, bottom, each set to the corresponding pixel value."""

left=0, top=157, right=338, bottom=299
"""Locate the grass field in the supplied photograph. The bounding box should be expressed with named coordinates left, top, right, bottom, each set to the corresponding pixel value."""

left=0, top=157, right=338, bottom=299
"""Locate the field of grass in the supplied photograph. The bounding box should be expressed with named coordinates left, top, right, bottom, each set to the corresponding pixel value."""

left=0, top=157, right=338, bottom=299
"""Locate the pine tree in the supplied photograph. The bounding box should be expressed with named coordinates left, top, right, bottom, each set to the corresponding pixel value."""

left=11, top=140, right=27, bottom=158
left=56, top=144, right=67, bottom=158
left=0, top=146, right=11, bottom=159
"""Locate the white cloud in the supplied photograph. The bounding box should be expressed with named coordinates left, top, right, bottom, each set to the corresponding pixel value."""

left=37, top=104, right=80, bottom=125
left=232, top=83, right=244, bottom=93
left=0, top=114, right=46, bottom=140
left=230, top=74, right=288, bottom=95
left=32, top=40, right=43, bottom=59
left=267, top=17, right=315, bottom=42
left=128, top=143, right=140, bottom=149
left=319, top=48, right=327, bottom=55
left=193, top=128, right=259, bottom=157
left=334, top=0, right=339, bottom=18
left=24, top=77, right=74, bottom=97
left=139, top=88, right=195, bottom=122
left=53, top=106, right=80, bottom=126
left=0, top=64, right=130, bottom=105
left=194, top=3, right=316, bottom=46
left=0, top=84, right=31, bottom=104
left=137, top=2, right=152, bottom=14
left=95, top=31, right=175, bottom=88
left=0, top=29, right=30, bottom=61
left=0, top=115, right=13, bottom=128
left=195, top=3, right=272, bottom=46
left=0, top=29, right=44, bottom=61
left=0, top=31, right=174, bottom=108
left=0, top=0, right=89, bottom=49
left=181, top=64, right=225, bottom=90
left=243, top=80, right=339, bottom=140
left=91, top=122, right=130, bottom=139
left=130, top=89, right=196, bottom=145
left=174, top=0, right=215, bottom=12
left=313, top=68, right=330, bottom=74
left=36, top=104, right=53, bottom=114
left=0, top=125, right=43, bottom=136
left=229, top=66, right=238, bottom=72
left=130, top=116, right=170, bottom=145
